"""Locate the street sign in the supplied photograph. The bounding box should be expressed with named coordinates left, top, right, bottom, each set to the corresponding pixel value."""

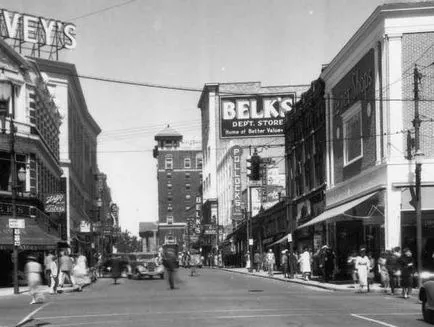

left=287, top=233, right=293, bottom=243
left=14, top=233, right=20, bottom=246
left=9, top=219, right=25, bottom=229
left=249, top=238, right=253, bottom=246
left=248, top=180, right=262, bottom=187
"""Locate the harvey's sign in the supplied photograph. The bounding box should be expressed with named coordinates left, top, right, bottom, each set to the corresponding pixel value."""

left=0, top=9, right=76, bottom=50
left=220, top=94, right=295, bottom=138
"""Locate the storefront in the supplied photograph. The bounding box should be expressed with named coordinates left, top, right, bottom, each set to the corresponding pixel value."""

left=0, top=215, right=61, bottom=286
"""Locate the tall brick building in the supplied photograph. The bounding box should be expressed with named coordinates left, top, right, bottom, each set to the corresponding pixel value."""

left=297, top=1, right=434, bottom=271
left=153, top=126, right=202, bottom=248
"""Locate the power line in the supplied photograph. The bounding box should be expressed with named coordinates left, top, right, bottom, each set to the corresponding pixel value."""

left=68, top=0, right=140, bottom=21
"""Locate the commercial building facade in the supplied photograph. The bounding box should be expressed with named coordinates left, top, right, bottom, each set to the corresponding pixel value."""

left=298, top=1, right=434, bottom=272
left=35, top=59, right=105, bottom=257
left=198, top=82, right=307, bottom=259
left=0, top=39, right=63, bottom=285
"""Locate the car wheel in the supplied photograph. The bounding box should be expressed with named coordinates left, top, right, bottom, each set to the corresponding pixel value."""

left=160, top=273, right=164, bottom=280
left=423, top=301, right=434, bottom=324
left=127, top=275, right=132, bottom=280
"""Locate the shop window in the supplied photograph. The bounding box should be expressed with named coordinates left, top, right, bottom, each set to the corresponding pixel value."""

left=343, top=102, right=363, bottom=166
left=184, top=158, right=191, bottom=169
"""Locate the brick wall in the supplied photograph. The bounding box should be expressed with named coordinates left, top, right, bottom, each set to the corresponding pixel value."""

left=402, top=32, right=434, bottom=158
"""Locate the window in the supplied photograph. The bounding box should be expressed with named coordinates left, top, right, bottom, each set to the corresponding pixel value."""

left=196, top=157, right=203, bottom=169
left=185, top=206, right=190, bottom=211
left=185, top=194, right=191, bottom=200
left=185, top=172, right=190, bottom=179
left=167, top=172, right=172, bottom=179
left=167, top=205, right=173, bottom=212
left=343, top=102, right=363, bottom=166
left=168, top=196, right=173, bottom=201
left=167, top=216, right=174, bottom=224
left=165, top=157, right=173, bottom=170
left=185, top=183, right=191, bottom=190
left=184, top=158, right=191, bottom=168
left=167, top=183, right=172, bottom=190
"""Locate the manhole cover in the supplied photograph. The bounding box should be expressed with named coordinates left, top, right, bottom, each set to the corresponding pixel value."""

left=248, top=289, right=264, bottom=292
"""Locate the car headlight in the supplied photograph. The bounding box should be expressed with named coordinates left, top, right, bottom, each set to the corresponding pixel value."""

left=137, top=265, right=146, bottom=272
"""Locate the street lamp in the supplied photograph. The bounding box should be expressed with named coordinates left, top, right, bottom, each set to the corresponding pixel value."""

left=0, top=70, right=19, bottom=294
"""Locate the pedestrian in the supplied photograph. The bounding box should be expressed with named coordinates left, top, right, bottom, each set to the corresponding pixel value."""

left=162, top=247, right=178, bottom=289
left=73, top=252, right=89, bottom=291
left=110, top=255, right=123, bottom=285
left=245, top=251, right=251, bottom=271
left=44, top=251, right=54, bottom=287
left=387, top=247, right=401, bottom=295
left=355, top=248, right=370, bottom=293
left=298, top=247, right=311, bottom=280
left=398, top=248, right=414, bottom=299
left=218, top=252, right=223, bottom=268
left=49, top=256, right=58, bottom=294
left=324, top=247, right=336, bottom=282
left=280, top=250, right=289, bottom=278
left=58, top=251, right=74, bottom=288
left=367, top=252, right=376, bottom=292
left=347, top=250, right=358, bottom=288
left=266, top=249, right=275, bottom=276
left=377, top=252, right=390, bottom=293
left=254, top=251, right=261, bottom=272
left=288, top=250, right=298, bottom=279
left=25, top=255, right=43, bottom=304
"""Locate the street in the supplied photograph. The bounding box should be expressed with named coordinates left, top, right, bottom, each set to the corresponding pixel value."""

left=0, top=269, right=426, bottom=327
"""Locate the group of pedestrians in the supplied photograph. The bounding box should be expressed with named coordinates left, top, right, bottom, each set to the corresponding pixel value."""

left=25, top=250, right=91, bottom=304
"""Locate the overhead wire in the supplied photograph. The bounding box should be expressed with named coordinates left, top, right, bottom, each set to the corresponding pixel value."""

left=68, top=0, right=140, bottom=21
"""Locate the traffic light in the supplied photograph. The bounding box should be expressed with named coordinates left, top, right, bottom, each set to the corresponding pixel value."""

left=247, top=150, right=261, bottom=180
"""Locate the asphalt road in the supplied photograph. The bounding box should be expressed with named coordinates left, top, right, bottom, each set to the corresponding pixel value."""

left=0, top=268, right=427, bottom=327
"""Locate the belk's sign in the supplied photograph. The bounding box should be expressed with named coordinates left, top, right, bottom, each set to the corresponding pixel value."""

left=220, top=94, right=295, bottom=138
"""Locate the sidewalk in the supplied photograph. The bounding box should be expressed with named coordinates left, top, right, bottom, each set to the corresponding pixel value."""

left=221, top=267, right=419, bottom=296
left=0, top=282, right=91, bottom=298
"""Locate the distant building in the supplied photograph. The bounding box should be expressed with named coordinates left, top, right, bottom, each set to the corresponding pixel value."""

left=153, top=125, right=202, bottom=248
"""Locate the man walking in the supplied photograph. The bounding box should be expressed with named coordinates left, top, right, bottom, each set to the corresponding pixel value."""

left=163, top=248, right=178, bottom=289
left=59, top=251, right=73, bottom=288
left=266, top=249, right=275, bottom=276
left=254, top=251, right=261, bottom=272
left=44, top=251, right=54, bottom=287
left=281, top=250, right=289, bottom=278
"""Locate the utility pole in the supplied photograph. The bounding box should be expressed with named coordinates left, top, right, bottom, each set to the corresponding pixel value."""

left=413, top=64, right=423, bottom=286
left=11, top=117, right=19, bottom=295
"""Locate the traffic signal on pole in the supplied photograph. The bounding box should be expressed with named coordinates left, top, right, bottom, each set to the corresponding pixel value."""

left=247, top=150, right=261, bottom=180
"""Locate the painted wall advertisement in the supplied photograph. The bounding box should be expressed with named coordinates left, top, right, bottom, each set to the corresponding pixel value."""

left=220, top=94, right=295, bottom=138
left=231, top=145, right=243, bottom=221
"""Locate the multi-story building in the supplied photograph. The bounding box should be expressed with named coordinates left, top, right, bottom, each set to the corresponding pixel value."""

left=35, top=59, right=102, bottom=255
left=153, top=125, right=202, bottom=248
left=0, top=38, right=63, bottom=285
left=300, top=1, right=434, bottom=271
left=197, top=82, right=307, bottom=253
left=285, top=78, right=327, bottom=252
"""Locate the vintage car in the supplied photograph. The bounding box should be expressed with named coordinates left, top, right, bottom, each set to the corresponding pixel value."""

left=99, top=254, right=130, bottom=278
left=419, top=272, right=434, bottom=324
left=126, top=252, right=164, bottom=280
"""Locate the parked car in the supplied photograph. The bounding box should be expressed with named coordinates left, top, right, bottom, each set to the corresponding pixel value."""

left=127, top=252, right=164, bottom=280
left=419, top=272, right=434, bottom=324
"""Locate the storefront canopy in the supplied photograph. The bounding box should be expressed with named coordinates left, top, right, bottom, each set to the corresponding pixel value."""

left=297, top=192, right=378, bottom=230
left=0, top=216, right=61, bottom=250
left=268, top=233, right=292, bottom=247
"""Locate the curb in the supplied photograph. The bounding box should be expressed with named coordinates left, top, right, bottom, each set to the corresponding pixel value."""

left=221, top=268, right=420, bottom=296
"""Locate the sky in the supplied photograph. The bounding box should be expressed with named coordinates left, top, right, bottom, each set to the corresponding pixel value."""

left=1, top=0, right=391, bottom=235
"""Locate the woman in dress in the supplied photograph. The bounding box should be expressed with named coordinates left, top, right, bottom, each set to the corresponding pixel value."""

left=298, top=247, right=311, bottom=280
left=25, top=255, right=43, bottom=304
left=355, top=248, right=370, bottom=293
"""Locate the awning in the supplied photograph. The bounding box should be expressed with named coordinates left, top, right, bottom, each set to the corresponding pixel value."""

left=0, top=217, right=61, bottom=250
left=268, top=233, right=292, bottom=247
left=297, top=192, right=378, bottom=230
